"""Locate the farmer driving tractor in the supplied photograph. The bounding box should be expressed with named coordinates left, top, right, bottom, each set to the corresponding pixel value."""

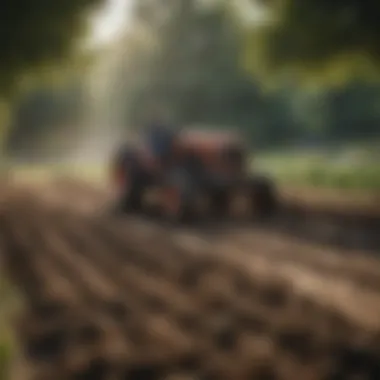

left=112, top=105, right=277, bottom=221
left=143, top=108, right=177, bottom=167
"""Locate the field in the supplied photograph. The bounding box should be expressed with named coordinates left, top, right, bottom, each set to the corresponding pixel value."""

left=256, top=142, right=380, bottom=190
left=0, top=166, right=380, bottom=379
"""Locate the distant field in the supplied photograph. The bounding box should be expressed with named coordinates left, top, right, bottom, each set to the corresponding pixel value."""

left=256, top=143, right=380, bottom=190
left=3, top=162, right=106, bottom=184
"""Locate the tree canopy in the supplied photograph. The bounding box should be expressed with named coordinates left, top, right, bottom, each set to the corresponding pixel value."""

left=4, top=0, right=380, bottom=159
left=6, top=79, right=86, bottom=159
left=238, top=0, right=380, bottom=83
left=0, top=0, right=103, bottom=96
left=95, top=0, right=380, bottom=149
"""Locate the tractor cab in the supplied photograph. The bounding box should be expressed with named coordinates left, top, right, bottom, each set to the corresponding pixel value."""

left=172, top=129, right=247, bottom=176
left=134, top=127, right=246, bottom=173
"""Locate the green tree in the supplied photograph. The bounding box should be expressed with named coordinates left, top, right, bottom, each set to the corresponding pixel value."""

left=6, top=79, right=86, bottom=159
left=326, top=82, right=380, bottom=141
left=97, top=0, right=380, bottom=150
left=238, top=0, right=380, bottom=82
left=111, top=1, right=268, bottom=129
left=0, top=0, right=103, bottom=96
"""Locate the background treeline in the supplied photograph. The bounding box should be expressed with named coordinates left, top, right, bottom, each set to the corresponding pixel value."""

left=6, top=0, right=379, bottom=159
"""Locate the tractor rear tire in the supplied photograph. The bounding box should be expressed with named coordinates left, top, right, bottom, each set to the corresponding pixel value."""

left=115, top=166, right=148, bottom=214
left=120, top=182, right=144, bottom=213
left=210, top=188, right=229, bottom=219
left=249, top=175, right=277, bottom=219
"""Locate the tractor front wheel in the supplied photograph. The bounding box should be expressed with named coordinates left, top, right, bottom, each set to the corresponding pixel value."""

left=161, top=168, right=200, bottom=224
left=119, top=181, right=145, bottom=213
left=209, top=188, right=229, bottom=219
left=114, top=165, right=149, bottom=215
left=249, top=175, right=277, bottom=219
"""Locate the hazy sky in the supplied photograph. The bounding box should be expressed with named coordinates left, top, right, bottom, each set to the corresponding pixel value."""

left=89, top=0, right=267, bottom=47
left=90, top=0, right=132, bottom=46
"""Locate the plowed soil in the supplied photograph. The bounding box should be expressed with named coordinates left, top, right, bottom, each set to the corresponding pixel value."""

left=1, top=178, right=380, bottom=380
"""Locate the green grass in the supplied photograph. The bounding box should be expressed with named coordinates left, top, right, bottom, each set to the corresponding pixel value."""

left=0, top=278, right=21, bottom=380
left=0, top=341, right=12, bottom=380
left=255, top=144, right=380, bottom=190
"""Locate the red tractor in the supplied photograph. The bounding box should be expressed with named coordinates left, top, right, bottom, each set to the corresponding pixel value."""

left=111, top=128, right=277, bottom=223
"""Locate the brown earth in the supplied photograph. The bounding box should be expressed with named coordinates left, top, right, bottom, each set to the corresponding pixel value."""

left=1, top=178, right=380, bottom=380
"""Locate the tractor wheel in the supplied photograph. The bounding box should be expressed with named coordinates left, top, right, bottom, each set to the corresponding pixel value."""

left=162, top=168, right=199, bottom=224
left=210, top=188, right=229, bottom=219
left=114, top=167, right=147, bottom=214
left=249, top=175, right=277, bottom=219
left=120, top=181, right=144, bottom=212
left=162, top=187, right=195, bottom=224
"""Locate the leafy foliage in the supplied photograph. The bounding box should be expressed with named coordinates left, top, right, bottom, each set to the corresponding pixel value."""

left=240, top=0, right=380, bottom=82
left=0, top=0, right=103, bottom=96
left=103, top=0, right=298, bottom=145
left=6, top=80, right=86, bottom=158
left=257, top=142, right=380, bottom=190
left=96, top=0, right=380, bottom=151
left=6, top=0, right=380, bottom=159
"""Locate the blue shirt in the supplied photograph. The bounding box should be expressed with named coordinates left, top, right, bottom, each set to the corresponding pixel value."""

left=145, top=123, right=174, bottom=156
